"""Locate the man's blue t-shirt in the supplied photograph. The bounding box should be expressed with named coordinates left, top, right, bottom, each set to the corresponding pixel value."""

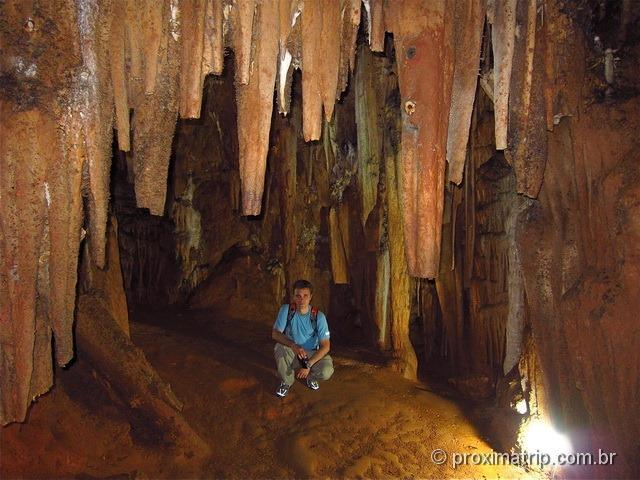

left=274, top=304, right=330, bottom=352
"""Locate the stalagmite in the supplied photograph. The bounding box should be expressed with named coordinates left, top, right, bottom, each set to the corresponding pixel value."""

left=374, top=248, right=391, bottom=349
left=446, top=0, right=485, bottom=185
left=503, top=200, right=528, bottom=374
left=329, top=206, right=350, bottom=284
left=435, top=189, right=466, bottom=372
left=385, top=148, right=418, bottom=380
left=236, top=1, right=279, bottom=215
left=506, top=0, right=547, bottom=197
left=231, top=0, right=256, bottom=86
left=132, top=0, right=181, bottom=216
left=491, top=0, right=517, bottom=150
left=76, top=294, right=210, bottom=458
left=179, top=0, right=207, bottom=118
left=385, top=0, right=454, bottom=279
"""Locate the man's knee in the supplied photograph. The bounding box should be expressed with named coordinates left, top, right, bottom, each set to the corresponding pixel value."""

left=275, top=343, right=294, bottom=360
left=319, top=360, right=334, bottom=381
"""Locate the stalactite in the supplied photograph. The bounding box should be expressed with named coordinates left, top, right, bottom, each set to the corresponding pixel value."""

left=369, top=0, right=385, bottom=52
left=179, top=0, right=207, bottom=118
left=236, top=1, right=279, bottom=215
left=355, top=44, right=382, bottom=227
left=202, top=0, right=225, bottom=78
left=125, top=0, right=143, bottom=92
left=335, top=0, right=361, bottom=97
left=276, top=0, right=302, bottom=115
left=505, top=0, right=547, bottom=198
left=300, top=1, right=324, bottom=141
left=48, top=111, right=87, bottom=368
left=490, top=0, right=516, bottom=150
left=446, top=0, right=485, bottom=185
left=132, top=0, right=181, bottom=216
left=110, top=0, right=130, bottom=151
left=231, top=0, right=256, bottom=86
left=320, top=0, right=341, bottom=122
left=385, top=0, right=454, bottom=279
left=300, top=1, right=358, bottom=141
left=78, top=0, right=115, bottom=269
left=142, top=0, right=165, bottom=95
left=1, top=109, right=52, bottom=424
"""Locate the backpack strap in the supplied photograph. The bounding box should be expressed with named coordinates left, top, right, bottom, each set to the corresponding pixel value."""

left=285, top=304, right=319, bottom=336
left=284, top=303, right=296, bottom=336
left=311, top=307, right=318, bottom=332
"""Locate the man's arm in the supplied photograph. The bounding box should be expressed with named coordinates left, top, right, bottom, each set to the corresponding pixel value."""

left=308, top=339, right=330, bottom=367
left=272, top=328, right=306, bottom=357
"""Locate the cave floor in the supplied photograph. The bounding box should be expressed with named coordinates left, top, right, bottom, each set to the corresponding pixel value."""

left=0, top=304, right=539, bottom=479
left=128, top=306, right=535, bottom=479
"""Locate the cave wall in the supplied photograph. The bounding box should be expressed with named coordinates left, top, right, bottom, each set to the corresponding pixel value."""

left=514, top=7, right=640, bottom=470
left=416, top=3, right=640, bottom=476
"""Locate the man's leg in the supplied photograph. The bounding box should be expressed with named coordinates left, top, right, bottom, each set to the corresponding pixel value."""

left=309, top=355, right=334, bottom=382
left=274, top=343, right=299, bottom=386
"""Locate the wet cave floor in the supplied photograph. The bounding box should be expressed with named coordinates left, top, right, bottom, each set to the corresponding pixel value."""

left=128, top=306, right=534, bottom=479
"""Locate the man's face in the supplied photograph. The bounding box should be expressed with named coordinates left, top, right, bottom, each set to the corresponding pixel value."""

left=293, top=288, right=312, bottom=309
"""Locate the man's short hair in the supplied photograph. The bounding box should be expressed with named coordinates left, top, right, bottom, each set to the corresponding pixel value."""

left=292, top=279, right=313, bottom=293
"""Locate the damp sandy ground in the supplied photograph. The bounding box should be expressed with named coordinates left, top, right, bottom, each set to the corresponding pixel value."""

left=129, top=307, right=535, bottom=479
left=1, top=305, right=539, bottom=479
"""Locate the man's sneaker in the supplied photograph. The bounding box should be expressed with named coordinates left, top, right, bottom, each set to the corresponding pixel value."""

left=306, top=378, right=319, bottom=390
left=276, top=382, right=290, bottom=397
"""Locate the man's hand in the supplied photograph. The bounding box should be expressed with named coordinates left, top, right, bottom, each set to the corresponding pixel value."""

left=292, top=344, right=306, bottom=358
left=296, top=367, right=310, bottom=379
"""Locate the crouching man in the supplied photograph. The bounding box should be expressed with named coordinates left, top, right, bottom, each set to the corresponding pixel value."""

left=272, top=279, right=334, bottom=397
